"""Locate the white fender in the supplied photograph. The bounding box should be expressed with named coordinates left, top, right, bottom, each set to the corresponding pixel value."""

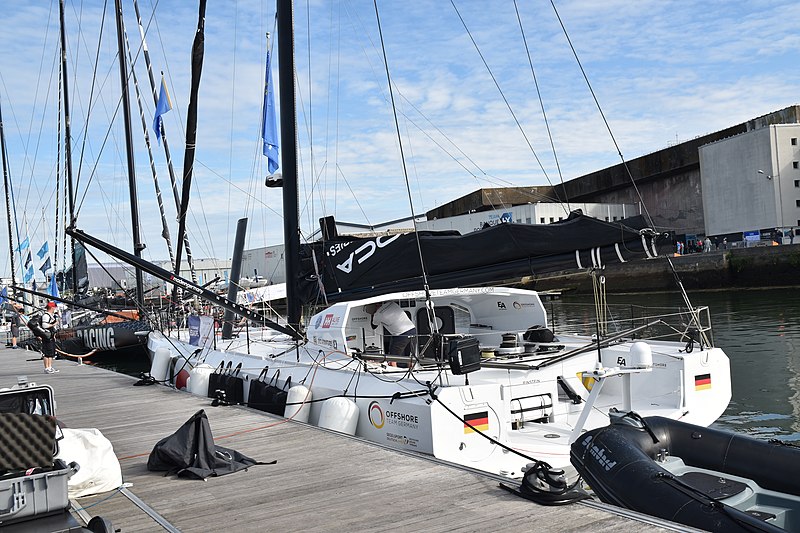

left=284, top=385, right=312, bottom=423
left=318, top=397, right=360, bottom=435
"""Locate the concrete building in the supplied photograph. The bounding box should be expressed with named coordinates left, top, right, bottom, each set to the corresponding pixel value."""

left=87, top=257, right=231, bottom=294
left=419, top=201, right=638, bottom=234
left=549, top=105, right=800, bottom=239
left=700, top=124, right=800, bottom=241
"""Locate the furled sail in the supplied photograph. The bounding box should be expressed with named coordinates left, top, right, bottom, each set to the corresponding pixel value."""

left=298, top=211, right=663, bottom=304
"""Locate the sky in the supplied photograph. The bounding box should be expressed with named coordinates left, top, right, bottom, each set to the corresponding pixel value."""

left=1, top=0, right=799, bottom=282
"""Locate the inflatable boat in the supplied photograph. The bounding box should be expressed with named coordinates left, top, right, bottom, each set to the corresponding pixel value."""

left=571, top=412, right=800, bottom=532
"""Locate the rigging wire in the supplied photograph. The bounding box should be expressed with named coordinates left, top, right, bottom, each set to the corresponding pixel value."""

left=305, top=0, right=318, bottom=230
left=54, top=56, right=64, bottom=277
left=548, top=0, right=707, bottom=341
left=339, top=1, right=560, bottom=216
left=121, top=23, right=177, bottom=270
left=226, top=0, right=240, bottom=259
left=513, top=0, right=569, bottom=211
left=74, top=0, right=109, bottom=212
left=371, top=0, right=436, bottom=331
left=449, top=0, right=568, bottom=213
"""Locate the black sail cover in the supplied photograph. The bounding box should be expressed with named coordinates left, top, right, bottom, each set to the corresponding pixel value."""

left=298, top=211, right=663, bottom=304
left=147, top=410, right=273, bottom=480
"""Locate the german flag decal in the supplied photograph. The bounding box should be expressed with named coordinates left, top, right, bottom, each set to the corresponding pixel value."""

left=695, top=373, right=712, bottom=391
left=464, top=411, right=489, bottom=434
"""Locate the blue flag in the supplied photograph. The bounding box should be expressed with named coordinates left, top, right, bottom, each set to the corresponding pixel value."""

left=39, top=257, right=52, bottom=275
left=153, top=75, right=172, bottom=144
left=48, top=275, right=59, bottom=298
left=24, top=250, right=32, bottom=269
left=37, top=241, right=49, bottom=259
left=0, top=286, right=7, bottom=306
left=261, top=47, right=279, bottom=174
left=16, top=237, right=29, bottom=253
left=23, top=265, right=34, bottom=283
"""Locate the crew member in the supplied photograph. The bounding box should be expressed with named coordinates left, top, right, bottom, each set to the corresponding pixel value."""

left=9, top=304, right=21, bottom=349
left=369, top=301, right=416, bottom=356
left=41, top=302, right=59, bottom=374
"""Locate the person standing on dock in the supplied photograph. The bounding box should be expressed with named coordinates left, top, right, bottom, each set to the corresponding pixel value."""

left=40, top=302, right=59, bottom=374
left=9, top=304, right=21, bottom=349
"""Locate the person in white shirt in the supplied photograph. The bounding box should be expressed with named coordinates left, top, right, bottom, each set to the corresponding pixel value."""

left=40, top=302, right=59, bottom=374
left=369, top=301, right=416, bottom=357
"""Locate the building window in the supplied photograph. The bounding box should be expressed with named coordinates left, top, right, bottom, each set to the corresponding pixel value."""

left=605, top=216, right=609, bottom=221
left=613, top=216, right=618, bottom=221
left=525, top=217, right=531, bottom=224
left=794, top=161, right=799, bottom=169
left=795, top=180, right=800, bottom=188
left=558, top=217, right=563, bottom=221
left=793, top=138, right=799, bottom=146
left=796, top=200, right=800, bottom=207
left=540, top=217, right=545, bottom=224
left=549, top=217, right=554, bottom=223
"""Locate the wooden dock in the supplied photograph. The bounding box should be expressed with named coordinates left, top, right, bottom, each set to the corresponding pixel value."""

left=0, top=346, right=678, bottom=532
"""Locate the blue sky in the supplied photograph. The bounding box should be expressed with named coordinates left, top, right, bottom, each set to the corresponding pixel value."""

left=1, top=0, right=799, bottom=282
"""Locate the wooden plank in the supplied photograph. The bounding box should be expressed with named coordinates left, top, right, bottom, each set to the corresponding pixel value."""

left=0, top=347, right=668, bottom=532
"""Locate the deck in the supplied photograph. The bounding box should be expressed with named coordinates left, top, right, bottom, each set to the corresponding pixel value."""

left=0, top=346, right=680, bottom=532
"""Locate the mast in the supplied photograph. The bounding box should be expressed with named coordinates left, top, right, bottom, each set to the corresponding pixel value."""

left=114, top=0, right=145, bottom=306
left=172, top=0, right=206, bottom=305
left=58, top=0, right=78, bottom=296
left=222, top=217, right=248, bottom=340
left=277, top=0, right=301, bottom=329
left=0, top=96, right=16, bottom=288
left=132, top=0, right=197, bottom=282
left=54, top=56, right=63, bottom=290
left=122, top=24, right=175, bottom=270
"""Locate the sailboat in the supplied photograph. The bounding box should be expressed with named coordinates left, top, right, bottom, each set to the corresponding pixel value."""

left=66, top=0, right=732, bottom=486
left=6, top=0, right=153, bottom=360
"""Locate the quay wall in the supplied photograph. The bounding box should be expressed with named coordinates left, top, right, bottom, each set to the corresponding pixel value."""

left=530, top=243, right=800, bottom=294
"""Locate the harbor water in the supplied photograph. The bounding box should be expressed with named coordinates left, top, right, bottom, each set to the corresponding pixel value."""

left=547, top=287, right=800, bottom=441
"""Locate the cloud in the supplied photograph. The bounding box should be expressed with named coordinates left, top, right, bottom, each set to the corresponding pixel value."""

left=1, top=0, right=799, bottom=277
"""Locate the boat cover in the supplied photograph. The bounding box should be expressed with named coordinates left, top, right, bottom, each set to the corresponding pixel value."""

left=298, top=212, right=664, bottom=303
left=55, top=428, right=123, bottom=498
left=147, top=410, right=274, bottom=480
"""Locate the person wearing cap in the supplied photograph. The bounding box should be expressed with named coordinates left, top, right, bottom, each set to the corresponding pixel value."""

left=41, top=302, right=59, bottom=374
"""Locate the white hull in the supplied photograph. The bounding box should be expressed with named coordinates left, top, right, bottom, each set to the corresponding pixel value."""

left=148, top=287, right=731, bottom=478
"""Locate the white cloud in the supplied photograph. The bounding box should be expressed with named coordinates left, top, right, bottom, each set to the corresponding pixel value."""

left=1, top=0, right=799, bottom=279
